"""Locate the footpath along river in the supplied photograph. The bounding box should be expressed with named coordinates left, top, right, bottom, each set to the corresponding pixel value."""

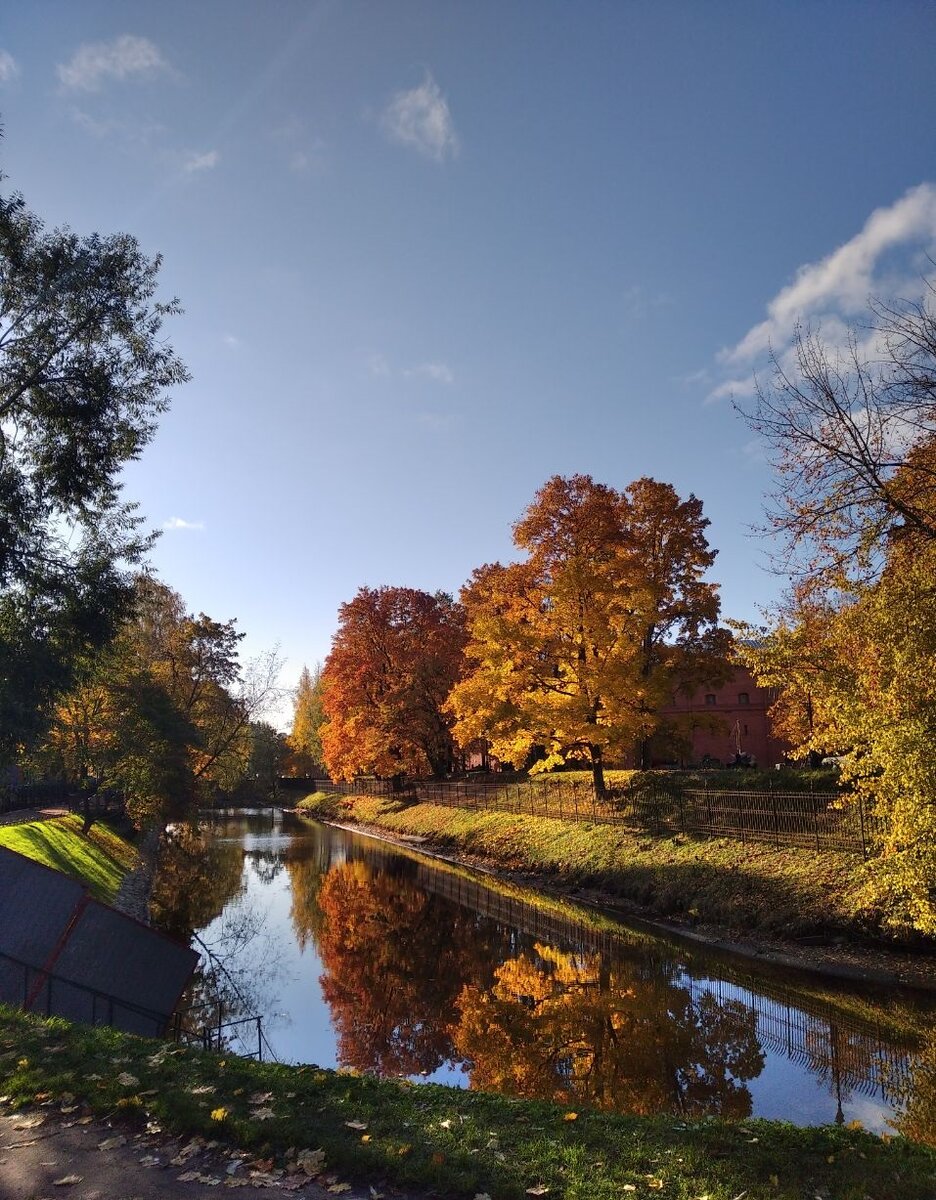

left=157, top=809, right=936, bottom=1138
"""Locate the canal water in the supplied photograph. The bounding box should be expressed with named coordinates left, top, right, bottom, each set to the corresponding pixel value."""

left=157, top=809, right=936, bottom=1138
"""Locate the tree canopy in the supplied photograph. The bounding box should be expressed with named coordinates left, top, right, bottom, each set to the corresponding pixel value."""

left=320, top=586, right=466, bottom=782
left=448, top=474, right=728, bottom=794
left=738, top=286, right=936, bottom=935
left=0, top=160, right=188, bottom=757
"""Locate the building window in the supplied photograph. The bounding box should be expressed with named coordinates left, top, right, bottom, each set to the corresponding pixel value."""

left=738, top=692, right=749, bottom=705
left=705, top=694, right=716, bottom=705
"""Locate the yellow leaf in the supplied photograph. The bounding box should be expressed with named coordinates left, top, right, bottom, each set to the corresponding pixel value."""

left=563, top=1111, right=578, bottom=1121
left=210, top=1107, right=227, bottom=1122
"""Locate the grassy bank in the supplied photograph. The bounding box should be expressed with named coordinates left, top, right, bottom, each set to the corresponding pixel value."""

left=295, top=791, right=893, bottom=945
left=1, top=1005, right=934, bottom=1200
left=0, top=814, right=138, bottom=903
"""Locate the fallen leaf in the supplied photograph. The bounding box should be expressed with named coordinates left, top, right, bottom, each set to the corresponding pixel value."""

left=327, top=1186, right=351, bottom=1195
left=178, top=1171, right=200, bottom=1182
left=211, top=1108, right=228, bottom=1122
left=191, top=1085, right=216, bottom=1095
left=252, top=1106, right=275, bottom=1121
left=53, top=1176, right=82, bottom=1187
left=526, top=1188, right=550, bottom=1197
left=116, top=1072, right=139, bottom=1088
left=345, top=1120, right=368, bottom=1131
left=361, top=1134, right=371, bottom=1143
left=563, top=1112, right=578, bottom=1121
left=440, top=1119, right=453, bottom=1129
left=297, top=1148, right=326, bottom=1177
left=98, top=1135, right=126, bottom=1150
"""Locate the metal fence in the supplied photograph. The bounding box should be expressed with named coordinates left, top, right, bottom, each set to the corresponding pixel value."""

left=307, top=774, right=880, bottom=857
left=0, top=781, right=125, bottom=819
left=0, top=949, right=171, bottom=1037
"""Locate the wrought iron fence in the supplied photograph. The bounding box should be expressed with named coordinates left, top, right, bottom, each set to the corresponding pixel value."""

left=0, top=949, right=171, bottom=1037
left=0, top=781, right=125, bottom=819
left=308, top=774, right=880, bottom=857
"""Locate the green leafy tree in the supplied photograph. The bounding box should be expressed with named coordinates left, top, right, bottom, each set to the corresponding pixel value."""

left=0, top=158, right=188, bottom=758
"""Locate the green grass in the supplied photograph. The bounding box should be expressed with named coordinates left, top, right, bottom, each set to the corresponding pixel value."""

left=0, top=814, right=138, bottom=903
left=1, top=1004, right=934, bottom=1199
left=296, top=791, right=900, bottom=945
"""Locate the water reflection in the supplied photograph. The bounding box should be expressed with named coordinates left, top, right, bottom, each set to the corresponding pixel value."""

left=153, top=812, right=936, bottom=1137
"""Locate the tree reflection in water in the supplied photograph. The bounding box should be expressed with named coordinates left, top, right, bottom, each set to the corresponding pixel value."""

left=311, top=857, right=764, bottom=1115
left=152, top=823, right=286, bottom=1050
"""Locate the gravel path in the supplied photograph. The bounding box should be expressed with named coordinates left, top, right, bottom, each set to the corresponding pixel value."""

left=113, top=828, right=162, bottom=925
left=0, top=1107, right=423, bottom=1200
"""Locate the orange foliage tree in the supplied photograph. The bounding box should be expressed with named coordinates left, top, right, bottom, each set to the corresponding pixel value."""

left=320, top=586, right=466, bottom=783
left=447, top=475, right=729, bottom=793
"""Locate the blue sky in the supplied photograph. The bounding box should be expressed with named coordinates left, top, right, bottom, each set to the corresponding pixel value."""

left=2, top=2, right=935, bottom=725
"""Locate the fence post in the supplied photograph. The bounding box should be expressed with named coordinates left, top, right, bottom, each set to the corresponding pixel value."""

left=858, top=794, right=867, bottom=858
left=772, top=790, right=780, bottom=850
left=814, top=796, right=821, bottom=853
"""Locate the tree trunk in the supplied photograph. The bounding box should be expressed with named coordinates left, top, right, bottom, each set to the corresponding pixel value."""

left=591, top=745, right=607, bottom=800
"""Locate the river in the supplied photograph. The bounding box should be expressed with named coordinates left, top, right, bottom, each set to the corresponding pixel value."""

left=154, top=809, right=936, bottom=1139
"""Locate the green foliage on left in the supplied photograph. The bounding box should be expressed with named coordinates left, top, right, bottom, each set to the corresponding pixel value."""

left=0, top=156, right=189, bottom=759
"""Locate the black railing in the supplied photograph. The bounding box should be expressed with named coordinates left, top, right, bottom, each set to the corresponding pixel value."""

left=307, top=775, right=880, bottom=857
left=0, top=781, right=125, bottom=819
left=171, top=1000, right=265, bottom=1060
left=0, top=949, right=170, bottom=1037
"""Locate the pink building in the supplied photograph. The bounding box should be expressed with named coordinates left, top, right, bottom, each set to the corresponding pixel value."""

left=653, top=664, right=788, bottom=769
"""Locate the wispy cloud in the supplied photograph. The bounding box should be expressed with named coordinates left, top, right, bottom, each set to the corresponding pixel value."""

left=57, top=34, right=169, bottom=92
left=404, top=361, right=455, bottom=385
left=183, top=149, right=220, bottom=173
left=381, top=72, right=459, bottom=162
left=367, top=353, right=391, bottom=378
left=222, top=333, right=241, bottom=349
left=0, top=50, right=19, bottom=83
left=622, top=284, right=672, bottom=320
left=710, top=183, right=936, bottom=400
left=162, top=516, right=205, bottom=532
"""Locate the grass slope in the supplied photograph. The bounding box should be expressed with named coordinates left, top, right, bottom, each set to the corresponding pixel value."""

left=0, top=814, right=138, bottom=903
left=1, top=1005, right=934, bottom=1200
left=295, top=791, right=885, bottom=943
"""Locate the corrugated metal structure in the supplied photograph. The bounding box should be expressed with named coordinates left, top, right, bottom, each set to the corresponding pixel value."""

left=0, top=846, right=197, bottom=1037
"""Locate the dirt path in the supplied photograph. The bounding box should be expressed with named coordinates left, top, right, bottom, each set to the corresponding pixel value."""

left=0, top=1107, right=422, bottom=1200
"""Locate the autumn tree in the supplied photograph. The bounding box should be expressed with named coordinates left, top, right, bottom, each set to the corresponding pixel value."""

left=320, top=586, right=466, bottom=783
left=0, top=153, right=188, bottom=759
left=738, top=288, right=936, bottom=588
left=737, top=290, right=936, bottom=935
left=46, top=575, right=281, bottom=827
left=286, top=663, right=325, bottom=774
left=448, top=475, right=727, bottom=794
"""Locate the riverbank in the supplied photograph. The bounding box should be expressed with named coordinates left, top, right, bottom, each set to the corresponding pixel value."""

left=293, top=791, right=936, bottom=988
left=2, top=1004, right=935, bottom=1200
left=0, top=813, right=138, bottom=904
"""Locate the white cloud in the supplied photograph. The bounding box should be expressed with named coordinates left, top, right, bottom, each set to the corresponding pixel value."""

left=381, top=73, right=459, bottom=162
left=709, top=183, right=936, bottom=400
left=57, top=34, right=168, bottom=92
left=162, top=516, right=205, bottom=532
left=183, top=149, right=220, bottom=173
left=222, top=333, right=241, bottom=349
left=404, top=361, right=455, bottom=385
left=719, top=184, right=936, bottom=368
left=368, top=353, right=391, bottom=378
left=0, top=50, right=19, bottom=83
